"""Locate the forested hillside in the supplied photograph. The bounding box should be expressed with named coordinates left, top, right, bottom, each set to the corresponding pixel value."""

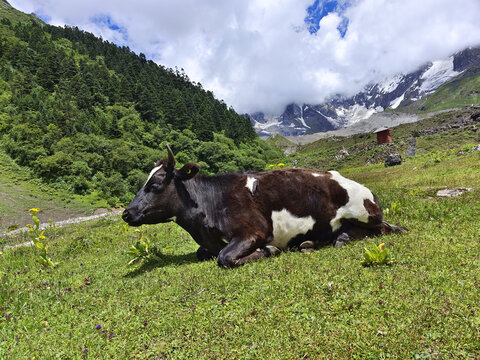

left=0, top=5, right=283, bottom=205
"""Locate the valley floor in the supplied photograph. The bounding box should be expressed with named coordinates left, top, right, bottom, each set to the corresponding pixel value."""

left=285, top=107, right=472, bottom=145
left=1, top=148, right=479, bottom=359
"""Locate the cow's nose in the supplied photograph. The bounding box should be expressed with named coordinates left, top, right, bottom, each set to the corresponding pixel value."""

left=122, top=209, right=131, bottom=222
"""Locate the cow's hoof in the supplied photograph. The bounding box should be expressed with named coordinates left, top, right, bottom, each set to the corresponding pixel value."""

left=265, top=245, right=281, bottom=257
left=334, top=240, right=347, bottom=248
left=299, top=240, right=314, bottom=249
left=301, top=248, right=315, bottom=253
left=334, top=233, right=350, bottom=248
left=196, top=247, right=216, bottom=261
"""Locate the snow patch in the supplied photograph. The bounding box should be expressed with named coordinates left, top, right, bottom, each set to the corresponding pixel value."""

left=379, top=74, right=404, bottom=93
left=389, top=93, right=405, bottom=109
left=252, top=114, right=282, bottom=131
left=336, top=104, right=380, bottom=126
left=420, top=57, right=459, bottom=93
left=296, top=115, right=311, bottom=129
left=294, top=106, right=311, bottom=129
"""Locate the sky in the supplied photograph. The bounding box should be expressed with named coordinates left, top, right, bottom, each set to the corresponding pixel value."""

left=8, top=0, right=480, bottom=114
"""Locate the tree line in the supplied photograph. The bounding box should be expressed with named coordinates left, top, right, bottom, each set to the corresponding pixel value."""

left=0, top=18, right=283, bottom=205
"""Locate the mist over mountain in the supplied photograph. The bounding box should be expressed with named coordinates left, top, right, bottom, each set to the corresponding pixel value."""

left=251, top=46, right=480, bottom=138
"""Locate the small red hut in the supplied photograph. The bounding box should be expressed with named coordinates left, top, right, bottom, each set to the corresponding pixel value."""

left=374, top=127, right=392, bottom=144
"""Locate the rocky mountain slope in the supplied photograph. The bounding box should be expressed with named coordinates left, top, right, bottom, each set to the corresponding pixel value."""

left=251, top=46, right=480, bottom=138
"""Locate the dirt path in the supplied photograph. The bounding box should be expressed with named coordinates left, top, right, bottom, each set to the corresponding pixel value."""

left=0, top=210, right=122, bottom=251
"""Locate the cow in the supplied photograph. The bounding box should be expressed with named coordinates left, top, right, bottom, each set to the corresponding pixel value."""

left=122, top=145, right=405, bottom=267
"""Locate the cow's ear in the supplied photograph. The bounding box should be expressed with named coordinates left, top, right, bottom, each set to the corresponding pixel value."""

left=176, top=163, right=200, bottom=181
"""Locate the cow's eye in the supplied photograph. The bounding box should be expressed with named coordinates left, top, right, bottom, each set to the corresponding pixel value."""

left=151, top=183, right=163, bottom=193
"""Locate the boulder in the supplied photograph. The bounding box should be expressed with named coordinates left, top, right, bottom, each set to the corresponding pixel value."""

left=436, top=188, right=472, bottom=197
left=384, top=153, right=402, bottom=167
left=335, top=148, right=349, bottom=160
left=406, top=138, right=417, bottom=158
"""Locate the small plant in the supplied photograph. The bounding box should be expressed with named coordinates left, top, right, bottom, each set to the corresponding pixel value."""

left=431, top=151, right=446, bottom=164
left=126, top=230, right=161, bottom=266
left=7, top=224, right=19, bottom=232
left=27, top=208, right=59, bottom=268
left=120, top=224, right=130, bottom=234
left=384, top=201, right=401, bottom=216
left=409, top=189, right=419, bottom=196
left=361, top=243, right=394, bottom=267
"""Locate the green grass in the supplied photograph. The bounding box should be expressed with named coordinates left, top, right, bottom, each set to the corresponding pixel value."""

left=419, top=66, right=480, bottom=113
left=265, top=134, right=297, bottom=149
left=290, top=109, right=480, bottom=170
left=0, top=1, right=43, bottom=25
left=0, top=148, right=108, bottom=232
left=1, top=150, right=479, bottom=359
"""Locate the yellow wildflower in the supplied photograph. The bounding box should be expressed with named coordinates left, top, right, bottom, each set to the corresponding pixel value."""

left=277, top=163, right=285, bottom=167
left=378, top=243, right=385, bottom=251
left=29, top=208, right=40, bottom=214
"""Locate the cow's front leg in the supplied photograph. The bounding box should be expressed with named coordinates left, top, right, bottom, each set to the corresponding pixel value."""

left=217, top=237, right=274, bottom=268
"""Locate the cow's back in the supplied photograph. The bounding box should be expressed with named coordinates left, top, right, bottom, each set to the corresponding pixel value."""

left=241, top=168, right=377, bottom=248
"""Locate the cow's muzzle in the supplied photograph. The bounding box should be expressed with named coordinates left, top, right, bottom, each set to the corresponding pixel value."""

left=122, top=208, right=141, bottom=226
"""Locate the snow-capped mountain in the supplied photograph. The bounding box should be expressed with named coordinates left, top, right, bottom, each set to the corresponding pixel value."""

left=251, top=46, right=480, bottom=138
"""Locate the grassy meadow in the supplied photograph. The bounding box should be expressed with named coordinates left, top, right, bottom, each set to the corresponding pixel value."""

left=1, top=146, right=479, bottom=359
left=418, top=67, right=480, bottom=113
left=290, top=108, right=480, bottom=170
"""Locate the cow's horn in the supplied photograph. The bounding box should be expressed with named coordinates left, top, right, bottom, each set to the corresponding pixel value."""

left=166, top=144, right=175, bottom=169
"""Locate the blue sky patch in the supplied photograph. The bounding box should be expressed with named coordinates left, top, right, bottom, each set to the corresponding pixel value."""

left=91, top=15, right=128, bottom=41
left=35, top=10, right=52, bottom=23
left=305, top=0, right=350, bottom=37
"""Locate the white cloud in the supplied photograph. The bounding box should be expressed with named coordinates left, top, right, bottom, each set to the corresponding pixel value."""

left=9, top=0, right=480, bottom=114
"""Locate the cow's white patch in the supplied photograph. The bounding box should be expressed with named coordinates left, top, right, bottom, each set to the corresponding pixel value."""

left=328, top=171, right=374, bottom=231
left=245, top=176, right=258, bottom=194
left=270, top=209, right=315, bottom=249
left=312, top=173, right=322, bottom=177
left=145, top=165, right=163, bottom=186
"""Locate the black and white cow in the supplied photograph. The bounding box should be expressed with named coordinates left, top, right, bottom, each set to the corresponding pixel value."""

left=122, top=146, right=405, bottom=267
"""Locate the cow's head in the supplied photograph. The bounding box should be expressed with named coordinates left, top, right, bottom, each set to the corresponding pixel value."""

left=122, top=145, right=199, bottom=226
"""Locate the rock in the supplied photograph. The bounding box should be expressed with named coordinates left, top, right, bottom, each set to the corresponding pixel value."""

left=436, top=188, right=472, bottom=197
left=384, top=153, right=402, bottom=167
left=335, top=148, right=349, bottom=160
left=406, top=138, right=417, bottom=158
left=457, top=151, right=466, bottom=156
left=471, top=144, right=480, bottom=152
